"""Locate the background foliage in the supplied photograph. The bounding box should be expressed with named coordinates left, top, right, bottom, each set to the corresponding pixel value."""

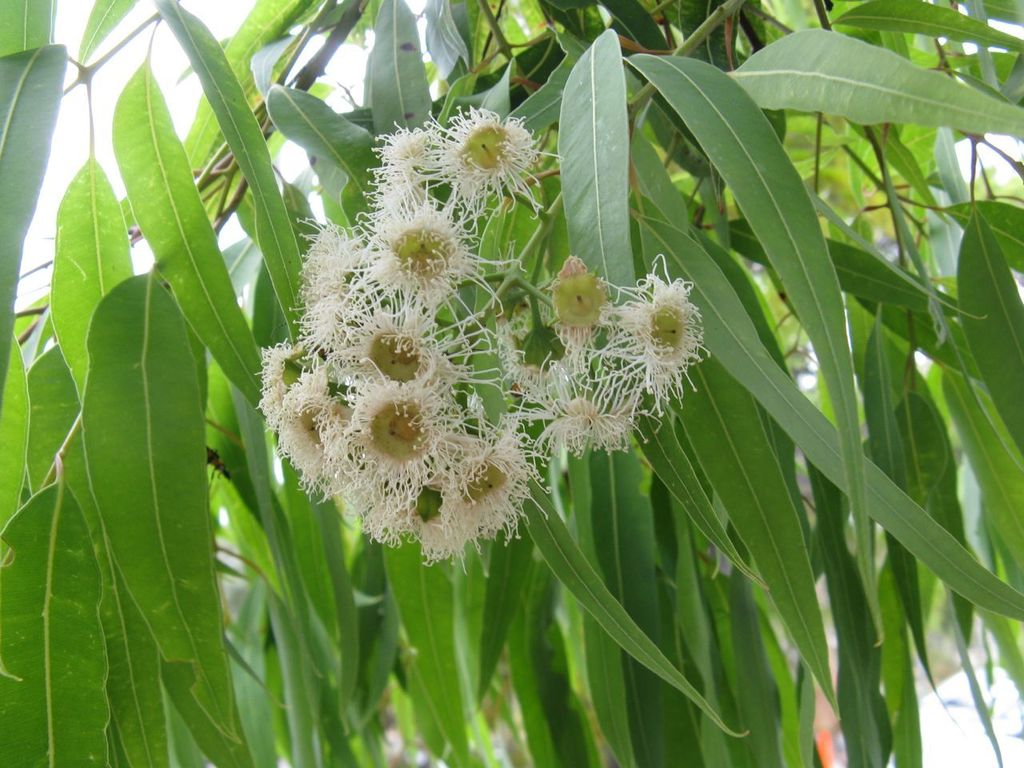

left=2, top=0, right=1024, bottom=766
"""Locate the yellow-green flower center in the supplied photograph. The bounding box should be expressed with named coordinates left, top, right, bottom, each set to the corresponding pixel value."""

left=651, top=307, right=685, bottom=350
left=464, top=125, right=506, bottom=170
left=465, top=462, right=508, bottom=503
left=369, top=334, right=421, bottom=382
left=299, top=407, right=322, bottom=447
left=369, top=402, right=425, bottom=461
left=395, top=229, right=450, bottom=277
left=552, top=273, right=606, bottom=327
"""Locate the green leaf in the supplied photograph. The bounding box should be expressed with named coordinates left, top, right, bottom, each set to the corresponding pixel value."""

left=368, top=0, right=432, bottom=134
left=948, top=201, right=1024, bottom=272
left=82, top=273, right=250, bottom=753
left=183, top=0, right=312, bottom=164
left=943, top=370, right=1024, bottom=572
left=680, top=358, right=836, bottom=709
left=0, top=44, right=65, bottom=416
left=0, top=0, right=54, bottom=56
left=510, top=55, right=573, bottom=132
left=477, top=532, right=533, bottom=701
left=0, top=339, right=28, bottom=530
left=156, top=0, right=303, bottom=336
left=79, top=0, right=139, bottom=62
left=632, top=53, right=872, bottom=630
left=51, top=159, right=133, bottom=392
left=425, top=0, right=469, bottom=79
left=958, top=210, right=1024, bottom=456
left=984, top=0, right=1024, bottom=23
left=25, top=346, right=77, bottom=493
left=384, top=543, right=470, bottom=765
left=266, top=86, right=376, bottom=214
left=560, top=30, right=633, bottom=286
left=637, top=414, right=760, bottom=585
left=525, top=482, right=742, bottom=736
left=112, top=63, right=262, bottom=405
left=733, top=29, right=1024, bottom=136
left=0, top=482, right=108, bottom=766
left=834, top=0, right=1024, bottom=52
left=637, top=214, right=1024, bottom=620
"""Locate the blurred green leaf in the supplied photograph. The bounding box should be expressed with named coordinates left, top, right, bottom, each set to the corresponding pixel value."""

left=0, top=44, right=65, bottom=416
left=477, top=531, right=533, bottom=701
left=633, top=53, right=872, bottom=630
left=51, top=159, right=133, bottom=391
left=958, top=210, right=1024, bottom=456
left=82, top=274, right=251, bottom=757
left=157, top=0, right=304, bottom=337
left=637, top=213, right=1024, bottom=620
left=834, top=0, right=1024, bottom=52
left=384, top=543, right=470, bottom=765
left=79, top=0, right=140, bottom=62
left=948, top=201, right=1024, bottom=272
left=0, top=0, right=54, bottom=56
left=560, top=30, right=633, bottom=286
left=733, top=29, right=1024, bottom=135
left=113, top=63, right=262, bottom=405
left=368, top=0, right=432, bottom=134
left=0, top=482, right=108, bottom=766
left=0, top=339, right=28, bottom=530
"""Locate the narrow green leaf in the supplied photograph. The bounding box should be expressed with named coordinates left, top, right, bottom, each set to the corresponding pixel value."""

left=0, top=0, right=54, bottom=56
left=810, top=470, right=889, bottom=768
left=637, top=414, right=760, bottom=584
left=25, top=347, right=77, bottom=493
left=729, top=575, right=784, bottom=768
left=681, top=358, right=836, bottom=709
left=266, top=86, right=376, bottom=214
left=959, top=210, right=1024, bottom=456
left=0, top=339, right=28, bottom=530
left=79, top=0, right=139, bottom=62
left=0, top=482, right=108, bottom=766
left=985, top=0, right=1024, bottom=23
left=425, top=0, right=469, bottom=79
left=477, top=532, right=533, bottom=701
left=51, top=159, right=133, bottom=392
left=368, top=0, right=432, bottom=134
left=733, top=29, right=1024, bottom=135
left=0, top=44, right=65, bottom=415
left=112, top=64, right=262, bottom=405
left=560, top=30, right=633, bottom=286
left=637, top=214, right=1024, bottom=620
left=156, top=0, right=303, bottom=335
left=384, top=543, right=470, bottom=765
left=943, top=371, right=1024, bottom=572
left=948, top=201, right=1024, bottom=272
left=82, top=274, right=250, bottom=753
left=525, top=482, right=742, bottom=736
left=835, top=0, right=1024, bottom=52
left=510, top=56, right=573, bottom=132
left=183, top=0, right=311, bottom=164
left=632, top=53, right=872, bottom=630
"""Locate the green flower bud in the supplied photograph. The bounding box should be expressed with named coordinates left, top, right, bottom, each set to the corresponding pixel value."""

left=651, top=306, right=686, bottom=350
left=368, top=334, right=421, bottom=382
left=395, top=229, right=449, bottom=277
left=369, top=402, right=426, bottom=461
left=463, top=125, right=506, bottom=170
left=416, top=486, right=444, bottom=522
left=465, top=462, right=508, bottom=504
left=552, top=256, right=606, bottom=328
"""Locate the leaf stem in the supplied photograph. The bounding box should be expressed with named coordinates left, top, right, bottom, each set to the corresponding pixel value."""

left=477, top=0, right=513, bottom=61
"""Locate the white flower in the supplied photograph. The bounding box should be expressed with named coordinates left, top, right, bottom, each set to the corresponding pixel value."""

left=528, top=362, right=641, bottom=456
left=298, top=224, right=373, bottom=356
left=603, top=272, right=704, bottom=413
left=332, top=379, right=459, bottom=513
left=371, top=126, right=436, bottom=213
left=367, top=201, right=480, bottom=307
left=431, top=108, right=539, bottom=216
left=259, top=342, right=303, bottom=429
left=275, top=367, right=351, bottom=494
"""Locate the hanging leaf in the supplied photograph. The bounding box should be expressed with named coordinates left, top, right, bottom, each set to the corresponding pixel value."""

left=368, top=0, right=432, bottom=134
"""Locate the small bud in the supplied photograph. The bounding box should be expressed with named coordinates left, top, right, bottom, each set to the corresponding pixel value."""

left=552, top=256, right=607, bottom=328
left=416, top=486, right=443, bottom=522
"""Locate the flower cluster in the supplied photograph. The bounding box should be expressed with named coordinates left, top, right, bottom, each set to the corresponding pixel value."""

left=260, top=108, right=704, bottom=562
